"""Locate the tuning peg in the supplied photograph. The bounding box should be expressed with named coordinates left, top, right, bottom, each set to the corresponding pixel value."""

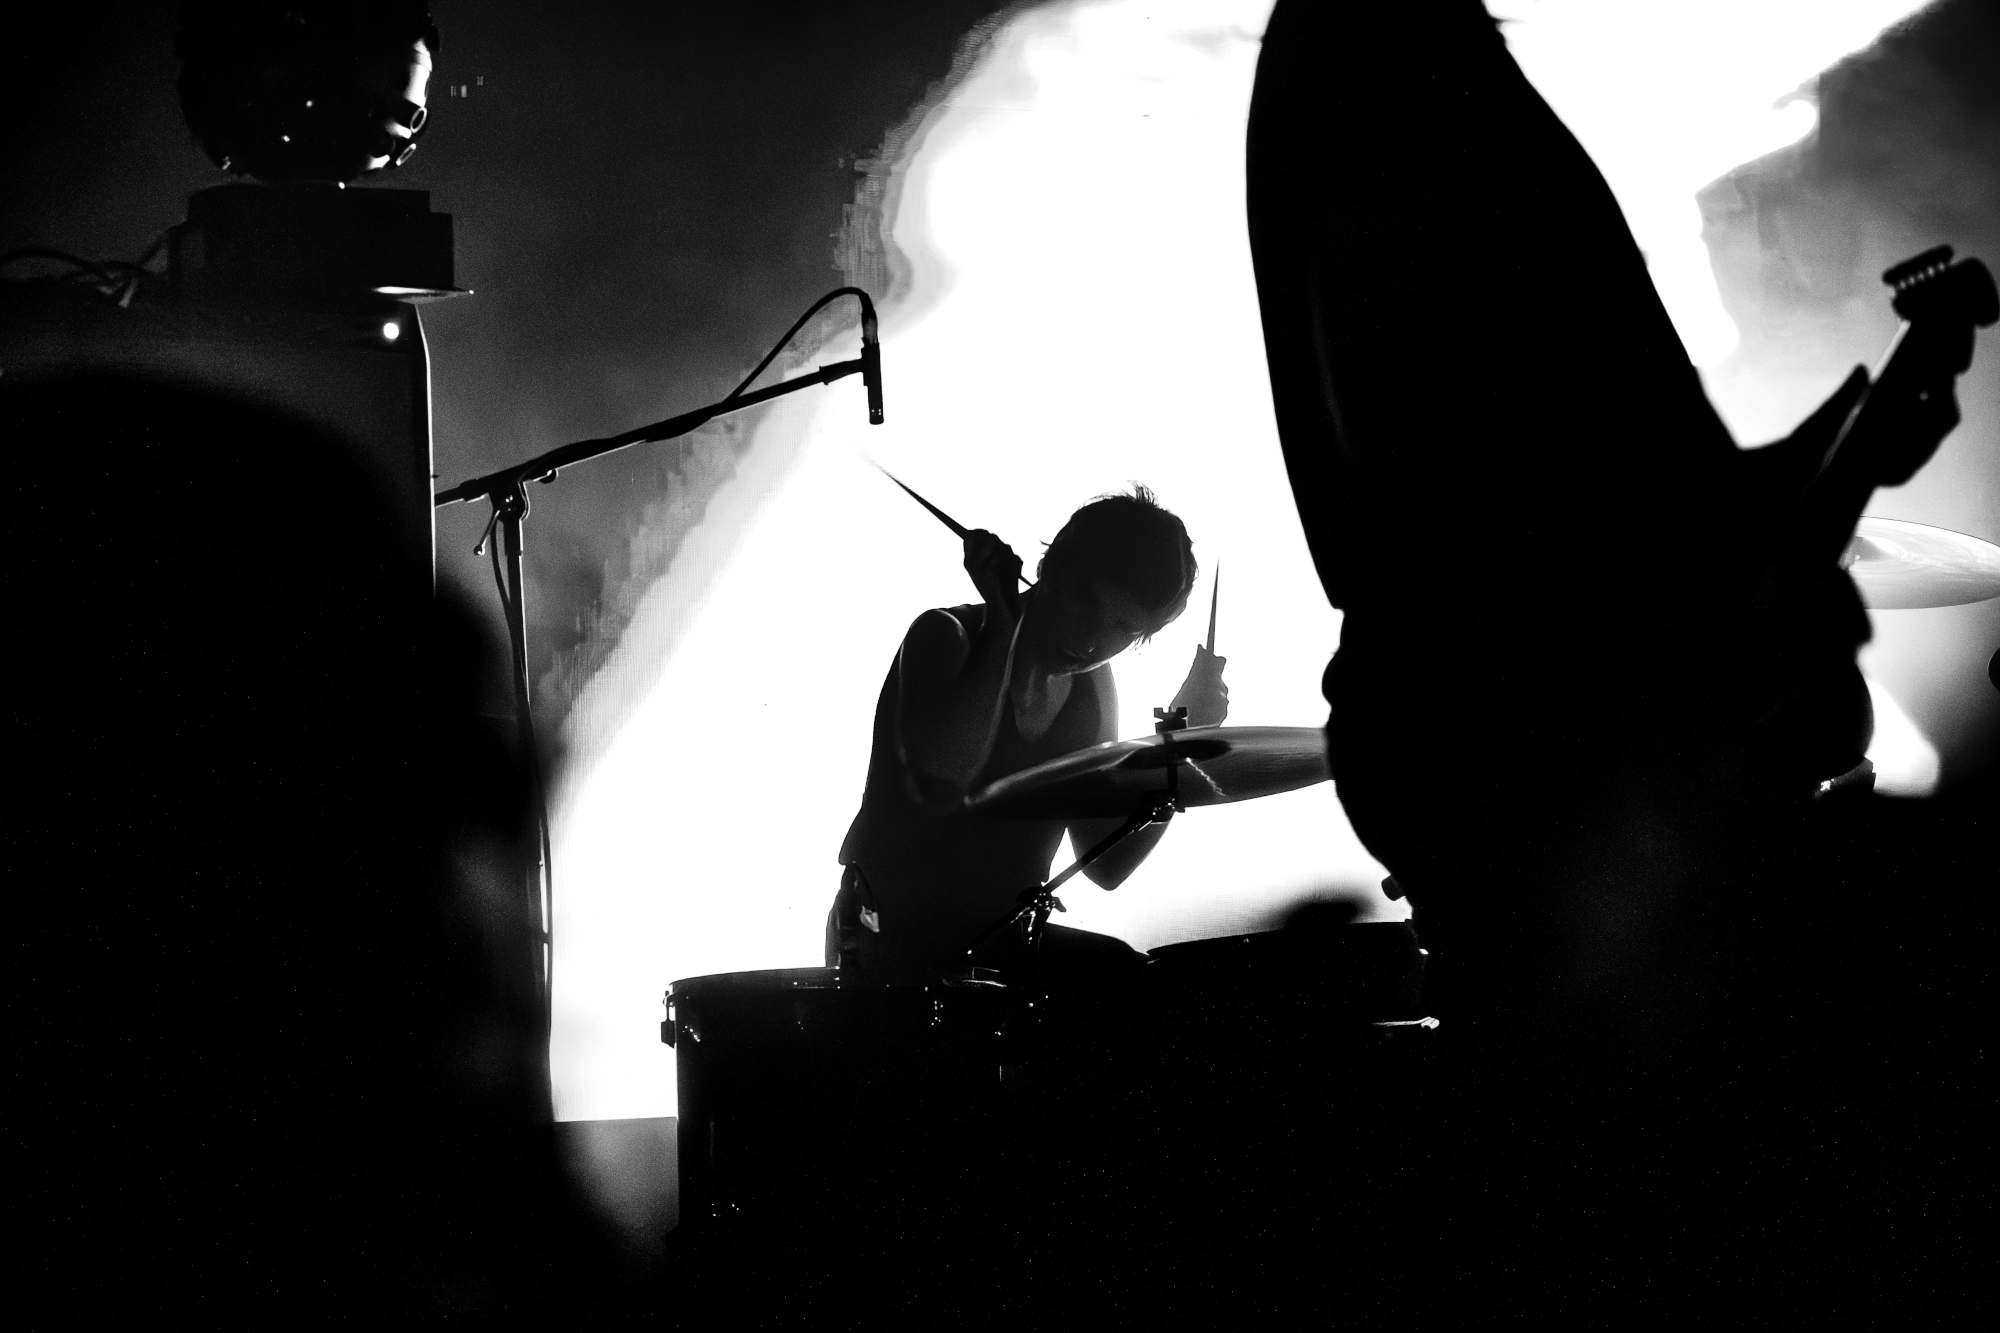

left=1884, top=246, right=1953, bottom=290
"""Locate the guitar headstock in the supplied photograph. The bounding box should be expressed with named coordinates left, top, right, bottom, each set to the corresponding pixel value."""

left=1884, top=246, right=1999, bottom=327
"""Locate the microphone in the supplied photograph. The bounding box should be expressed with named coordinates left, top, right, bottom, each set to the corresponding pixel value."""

left=860, top=297, right=884, bottom=425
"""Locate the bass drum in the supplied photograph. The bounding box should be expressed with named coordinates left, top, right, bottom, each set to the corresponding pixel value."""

left=662, top=966, right=1016, bottom=1232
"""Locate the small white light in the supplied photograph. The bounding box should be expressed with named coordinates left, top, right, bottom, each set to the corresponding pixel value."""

left=381, top=320, right=402, bottom=342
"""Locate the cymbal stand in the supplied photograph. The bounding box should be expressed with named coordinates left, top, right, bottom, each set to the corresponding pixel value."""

left=961, top=777, right=1183, bottom=1206
left=968, top=705, right=1192, bottom=968
left=964, top=781, right=1184, bottom=970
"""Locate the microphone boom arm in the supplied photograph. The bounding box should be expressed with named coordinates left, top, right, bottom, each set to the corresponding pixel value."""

left=430, top=287, right=880, bottom=1118
left=434, top=354, right=870, bottom=510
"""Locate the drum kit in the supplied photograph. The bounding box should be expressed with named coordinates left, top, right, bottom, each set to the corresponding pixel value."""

left=661, top=517, right=2000, bottom=1232
left=663, top=720, right=1415, bottom=1230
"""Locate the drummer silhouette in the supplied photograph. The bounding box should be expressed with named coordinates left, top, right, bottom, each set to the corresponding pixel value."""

left=828, top=485, right=1226, bottom=986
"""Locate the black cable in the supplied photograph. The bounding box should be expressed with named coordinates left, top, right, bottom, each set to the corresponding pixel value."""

left=1, top=247, right=122, bottom=281
left=1, top=247, right=160, bottom=281
left=3, top=247, right=170, bottom=311
left=488, top=529, right=514, bottom=649
left=725, top=285, right=872, bottom=401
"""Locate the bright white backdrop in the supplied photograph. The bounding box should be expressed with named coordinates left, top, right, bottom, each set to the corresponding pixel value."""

left=548, top=0, right=1940, bottom=1122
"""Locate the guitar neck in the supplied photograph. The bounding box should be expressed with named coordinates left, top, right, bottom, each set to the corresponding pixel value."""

left=1801, top=251, right=1993, bottom=565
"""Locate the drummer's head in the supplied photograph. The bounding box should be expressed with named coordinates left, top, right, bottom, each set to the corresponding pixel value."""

left=1028, top=485, right=1197, bottom=673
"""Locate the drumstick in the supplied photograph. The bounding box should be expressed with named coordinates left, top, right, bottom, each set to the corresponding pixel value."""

left=872, top=462, right=1033, bottom=589
left=1205, top=566, right=1219, bottom=654
left=874, top=461, right=969, bottom=537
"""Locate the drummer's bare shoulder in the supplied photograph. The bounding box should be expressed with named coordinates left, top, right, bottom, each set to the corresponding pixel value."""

left=894, top=604, right=986, bottom=679
left=894, top=603, right=1019, bottom=807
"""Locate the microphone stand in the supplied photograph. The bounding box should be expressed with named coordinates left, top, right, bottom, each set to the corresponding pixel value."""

left=435, top=347, right=876, bottom=1118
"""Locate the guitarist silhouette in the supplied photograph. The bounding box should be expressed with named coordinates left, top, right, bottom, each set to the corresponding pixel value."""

left=1245, top=1, right=1991, bottom=1315
left=1248, top=0, right=1991, bottom=1026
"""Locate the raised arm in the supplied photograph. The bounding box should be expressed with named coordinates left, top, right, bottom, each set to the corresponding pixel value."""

left=1072, top=637, right=1229, bottom=889
left=895, top=530, right=1025, bottom=807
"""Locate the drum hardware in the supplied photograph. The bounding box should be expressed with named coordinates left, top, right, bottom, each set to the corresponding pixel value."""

left=962, top=787, right=1182, bottom=969
left=963, top=707, right=1257, bottom=969
left=661, top=967, right=1017, bottom=1230
left=960, top=724, right=1333, bottom=990
left=663, top=726, right=1402, bottom=1230
left=955, top=724, right=1348, bottom=1096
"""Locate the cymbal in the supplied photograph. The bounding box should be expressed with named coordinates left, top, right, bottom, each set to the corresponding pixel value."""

left=965, top=725, right=1331, bottom=819
left=1844, top=517, right=2000, bottom=609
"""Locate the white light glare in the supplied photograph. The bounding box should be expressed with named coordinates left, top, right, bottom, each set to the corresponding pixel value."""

left=1492, top=0, right=1929, bottom=365
left=546, top=0, right=1940, bottom=1124
left=1864, top=677, right=1941, bottom=796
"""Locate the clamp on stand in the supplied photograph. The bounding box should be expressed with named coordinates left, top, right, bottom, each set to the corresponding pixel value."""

left=966, top=788, right=1181, bottom=966
left=964, top=708, right=1193, bottom=970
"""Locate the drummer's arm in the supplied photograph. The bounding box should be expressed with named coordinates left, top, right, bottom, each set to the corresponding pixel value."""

left=1072, top=670, right=1168, bottom=889
left=1072, top=813, right=1168, bottom=889
left=896, top=607, right=1018, bottom=809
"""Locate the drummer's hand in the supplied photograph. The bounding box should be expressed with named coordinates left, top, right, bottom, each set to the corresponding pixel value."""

left=963, top=529, right=1023, bottom=622
left=1170, top=644, right=1229, bottom=728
